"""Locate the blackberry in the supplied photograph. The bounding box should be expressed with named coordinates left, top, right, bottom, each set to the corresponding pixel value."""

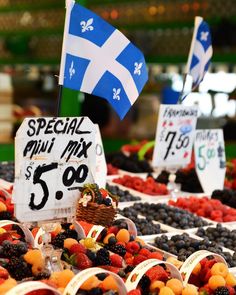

left=90, top=287, right=103, bottom=295
left=64, top=229, right=78, bottom=239
left=214, top=287, right=230, bottom=295
left=124, top=265, right=135, bottom=273
left=108, top=244, right=126, bottom=257
left=61, top=223, right=71, bottom=230
left=15, top=241, right=28, bottom=255
left=86, top=249, right=97, bottom=262
left=33, top=272, right=50, bottom=280
left=139, top=274, right=151, bottom=291
left=6, top=257, right=32, bottom=280
left=51, top=233, right=67, bottom=248
left=96, top=273, right=107, bottom=280
left=103, top=198, right=112, bottom=206
left=96, top=248, right=111, bottom=266
left=2, top=241, right=19, bottom=257
left=0, top=211, right=12, bottom=220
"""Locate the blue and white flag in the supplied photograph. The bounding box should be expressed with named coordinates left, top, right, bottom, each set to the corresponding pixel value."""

left=59, top=0, right=148, bottom=119
left=186, top=16, right=213, bottom=89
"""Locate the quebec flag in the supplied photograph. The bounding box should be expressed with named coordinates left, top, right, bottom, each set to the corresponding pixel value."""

left=59, top=0, right=148, bottom=119
left=186, top=16, right=213, bottom=89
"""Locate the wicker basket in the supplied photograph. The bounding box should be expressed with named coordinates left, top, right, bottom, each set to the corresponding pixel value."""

left=76, top=185, right=118, bottom=227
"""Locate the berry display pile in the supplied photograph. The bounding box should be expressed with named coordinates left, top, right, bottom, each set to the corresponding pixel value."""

left=196, top=224, right=236, bottom=252
left=119, top=202, right=208, bottom=229
left=153, top=233, right=236, bottom=267
left=107, top=163, right=119, bottom=175
left=169, top=196, right=236, bottom=222
left=156, top=168, right=203, bottom=193
left=106, top=151, right=153, bottom=173
left=106, top=184, right=141, bottom=202
left=0, top=162, right=14, bottom=183
left=113, top=175, right=168, bottom=196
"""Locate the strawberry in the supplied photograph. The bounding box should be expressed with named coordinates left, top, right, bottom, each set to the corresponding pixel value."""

left=204, top=258, right=217, bottom=269
left=0, top=278, right=5, bottom=285
left=145, top=265, right=168, bottom=282
left=199, top=267, right=212, bottom=283
left=133, top=255, right=147, bottom=266
left=75, top=253, right=92, bottom=269
left=227, top=286, right=236, bottom=295
left=27, top=291, right=52, bottom=295
left=199, top=283, right=211, bottom=294
left=124, top=252, right=133, bottom=259
left=126, top=241, right=140, bottom=254
left=0, top=269, right=8, bottom=280
left=100, top=265, right=121, bottom=274
left=125, top=257, right=134, bottom=266
left=69, top=243, right=86, bottom=254
left=107, top=226, right=119, bottom=235
left=127, top=290, right=141, bottom=295
left=148, top=251, right=163, bottom=260
left=110, top=254, right=123, bottom=268
left=100, top=188, right=108, bottom=198
left=0, top=233, right=12, bottom=245
left=138, top=248, right=151, bottom=257
left=189, top=273, right=201, bottom=287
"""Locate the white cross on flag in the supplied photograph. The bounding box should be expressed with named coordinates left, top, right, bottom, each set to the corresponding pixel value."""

left=186, top=16, right=213, bottom=89
left=59, top=0, right=148, bottom=119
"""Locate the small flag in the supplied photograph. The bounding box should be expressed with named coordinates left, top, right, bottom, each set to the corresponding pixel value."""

left=59, top=0, right=148, bottom=119
left=186, top=16, right=213, bottom=89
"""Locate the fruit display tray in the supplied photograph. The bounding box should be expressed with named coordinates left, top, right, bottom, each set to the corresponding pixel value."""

left=144, top=231, right=236, bottom=268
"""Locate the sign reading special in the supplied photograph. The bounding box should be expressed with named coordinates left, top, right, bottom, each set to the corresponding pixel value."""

left=194, top=129, right=226, bottom=194
left=152, top=105, right=198, bottom=168
left=13, top=117, right=96, bottom=222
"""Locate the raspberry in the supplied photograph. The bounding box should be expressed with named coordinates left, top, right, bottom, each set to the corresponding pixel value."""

left=133, top=254, right=146, bottom=266
left=138, top=248, right=151, bottom=257
left=110, top=254, right=123, bottom=268
left=127, top=290, right=141, bottom=295
left=145, top=265, right=169, bottom=282
left=126, top=241, right=140, bottom=254
left=148, top=251, right=163, bottom=260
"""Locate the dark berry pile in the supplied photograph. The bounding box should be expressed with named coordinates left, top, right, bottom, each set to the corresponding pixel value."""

left=115, top=209, right=166, bottom=235
left=106, top=184, right=141, bottom=202
left=153, top=233, right=236, bottom=267
left=0, top=161, right=14, bottom=182
left=155, top=168, right=203, bottom=193
left=106, top=151, right=153, bottom=173
left=0, top=240, right=32, bottom=280
left=196, top=223, right=236, bottom=251
left=119, top=202, right=208, bottom=230
left=212, top=189, right=236, bottom=208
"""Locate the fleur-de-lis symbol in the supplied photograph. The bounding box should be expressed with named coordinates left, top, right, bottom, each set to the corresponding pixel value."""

left=80, top=18, right=94, bottom=33
left=69, top=61, right=75, bottom=79
left=113, top=88, right=121, bottom=100
left=134, top=62, right=143, bottom=75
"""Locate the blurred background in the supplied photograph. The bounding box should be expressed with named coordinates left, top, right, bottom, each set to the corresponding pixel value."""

left=0, top=0, right=236, bottom=160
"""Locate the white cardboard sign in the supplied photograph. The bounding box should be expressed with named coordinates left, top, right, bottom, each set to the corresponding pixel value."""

left=194, top=129, right=226, bottom=194
left=94, top=124, right=107, bottom=188
left=152, top=104, right=198, bottom=168
left=13, top=117, right=96, bottom=222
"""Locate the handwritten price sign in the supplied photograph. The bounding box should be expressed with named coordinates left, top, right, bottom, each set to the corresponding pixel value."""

left=194, top=129, right=226, bottom=194
left=152, top=105, right=198, bottom=168
left=13, top=117, right=96, bottom=222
